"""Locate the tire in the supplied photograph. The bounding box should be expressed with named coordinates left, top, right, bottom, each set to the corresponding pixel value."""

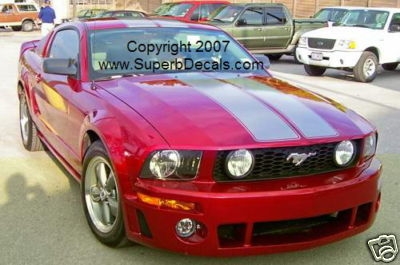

left=304, top=64, right=326, bottom=76
left=11, top=26, right=22, bottom=31
left=293, top=46, right=301, bottom=64
left=82, top=141, right=128, bottom=247
left=382, top=63, right=398, bottom=71
left=21, top=20, right=34, bottom=32
left=19, top=92, right=44, bottom=151
left=353, top=51, right=378, bottom=82
left=267, top=54, right=283, bottom=61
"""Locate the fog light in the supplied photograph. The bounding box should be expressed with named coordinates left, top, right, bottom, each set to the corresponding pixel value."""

left=176, top=218, right=196, bottom=238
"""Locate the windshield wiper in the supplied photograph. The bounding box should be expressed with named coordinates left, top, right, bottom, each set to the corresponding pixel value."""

left=352, top=24, right=371, bottom=28
left=93, top=73, right=139, bottom=82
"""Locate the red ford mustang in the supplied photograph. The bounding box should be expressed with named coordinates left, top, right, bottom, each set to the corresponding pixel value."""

left=18, top=19, right=382, bottom=256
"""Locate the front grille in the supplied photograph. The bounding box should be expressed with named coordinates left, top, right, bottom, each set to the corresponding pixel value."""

left=308, top=38, right=336, bottom=49
left=213, top=141, right=360, bottom=182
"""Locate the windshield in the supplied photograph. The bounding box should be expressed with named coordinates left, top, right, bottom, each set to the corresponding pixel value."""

left=163, top=3, right=193, bottom=17
left=89, top=27, right=267, bottom=79
left=339, top=9, right=389, bottom=29
left=154, top=3, right=177, bottom=16
left=210, top=5, right=244, bottom=22
left=314, top=8, right=349, bottom=22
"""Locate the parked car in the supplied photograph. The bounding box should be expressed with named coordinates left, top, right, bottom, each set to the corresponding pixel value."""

left=153, top=2, right=176, bottom=16
left=312, top=6, right=357, bottom=26
left=76, top=8, right=108, bottom=20
left=18, top=18, right=381, bottom=256
left=94, top=10, right=147, bottom=18
left=297, top=7, right=400, bottom=82
left=208, top=3, right=326, bottom=61
left=0, top=2, right=39, bottom=31
left=154, top=0, right=230, bottom=22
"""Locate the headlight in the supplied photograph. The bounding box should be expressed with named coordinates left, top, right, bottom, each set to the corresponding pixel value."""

left=334, top=140, right=356, bottom=166
left=337, top=40, right=357, bottom=49
left=298, top=36, right=307, bottom=46
left=149, top=150, right=180, bottom=179
left=225, top=149, right=254, bottom=179
left=141, top=150, right=202, bottom=180
left=363, top=133, right=377, bottom=158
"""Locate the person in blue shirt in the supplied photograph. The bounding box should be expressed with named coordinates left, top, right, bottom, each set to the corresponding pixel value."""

left=38, top=0, right=56, bottom=36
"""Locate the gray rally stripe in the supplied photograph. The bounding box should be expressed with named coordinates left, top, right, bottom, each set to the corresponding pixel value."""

left=249, top=90, right=338, bottom=138
left=180, top=75, right=299, bottom=141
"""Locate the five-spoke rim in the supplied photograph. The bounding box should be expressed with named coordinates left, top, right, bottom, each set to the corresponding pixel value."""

left=19, top=97, right=29, bottom=145
left=85, top=156, right=119, bottom=233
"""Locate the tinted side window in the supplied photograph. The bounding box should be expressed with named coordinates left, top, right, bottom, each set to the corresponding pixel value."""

left=239, top=7, right=263, bottom=26
left=389, top=13, right=400, bottom=31
left=266, top=7, right=286, bottom=25
left=1, top=4, right=14, bottom=13
left=49, top=29, right=79, bottom=60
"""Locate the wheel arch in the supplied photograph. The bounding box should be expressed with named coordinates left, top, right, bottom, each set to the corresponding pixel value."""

left=364, top=47, right=380, bottom=62
left=21, top=19, right=35, bottom=32
left=79, top=115, right=134, bottom=183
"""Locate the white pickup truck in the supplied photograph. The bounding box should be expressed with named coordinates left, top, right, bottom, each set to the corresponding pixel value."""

left=296, top=8, right=400, bottom=82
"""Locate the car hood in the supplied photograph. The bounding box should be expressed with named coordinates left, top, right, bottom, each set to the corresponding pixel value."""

left=302, top=26, right=378, bottom=39
left=98, top=72, right=374, bottom=147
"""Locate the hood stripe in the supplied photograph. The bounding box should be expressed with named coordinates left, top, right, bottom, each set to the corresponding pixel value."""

left=248, top=90, right=338, bottom=138
left=220, top=77, right=338, bottom=138
left=180, top=76, right=299, bottom=142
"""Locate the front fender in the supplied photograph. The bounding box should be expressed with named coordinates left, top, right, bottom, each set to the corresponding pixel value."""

left=78, top=107, right=169, bottom=186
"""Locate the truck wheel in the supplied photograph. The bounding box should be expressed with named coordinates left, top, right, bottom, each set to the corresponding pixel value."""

left=21, top=20, right=34, bottom=32
left=304, top=65, right=326, bottom=76
left=267, top=54, right=282, bottom=61
left=382, top=63, right=398, bottom=71
left=11, top=26, right=22, bottom=31
left=293, top=45, right=301, bottom=64
left=353, top=51, right=378, bottom=82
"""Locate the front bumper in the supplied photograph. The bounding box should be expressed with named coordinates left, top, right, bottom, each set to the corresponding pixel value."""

left=296, top=47, right=363, bottom=68
left=123, top=158, right=382, bottom=256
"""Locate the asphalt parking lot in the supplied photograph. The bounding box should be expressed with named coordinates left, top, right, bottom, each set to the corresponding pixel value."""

left=0, top=30, right=399, bottom=265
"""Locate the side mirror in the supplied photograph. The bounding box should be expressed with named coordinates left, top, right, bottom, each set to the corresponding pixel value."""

left=389, top=24, right=400, bottom=32
left=253, top=54, right=270, bottom=69
left=190, top=13, right=199, bottom=21
left=43, top=58, right=77, bottom=76
left=236, top=18, right=247, bottom=26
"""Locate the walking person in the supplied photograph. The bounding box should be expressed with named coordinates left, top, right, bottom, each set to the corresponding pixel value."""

left=38, top=0, right=56, bottom=36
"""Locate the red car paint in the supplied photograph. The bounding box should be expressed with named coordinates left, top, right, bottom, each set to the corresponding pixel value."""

left=18, top=19, right=382, bottom=256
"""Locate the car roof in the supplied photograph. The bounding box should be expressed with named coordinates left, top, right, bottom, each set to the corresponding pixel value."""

left=323, top=6, right=400, bottom=12
left=227, top=3, right=285, bottom=7
left=80, top=18, right=221, bottom=31
left=317, top=6, right=365, bottom=10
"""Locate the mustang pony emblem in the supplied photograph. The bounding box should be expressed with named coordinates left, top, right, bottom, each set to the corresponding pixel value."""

left=286, top=152, right=317, bottom=166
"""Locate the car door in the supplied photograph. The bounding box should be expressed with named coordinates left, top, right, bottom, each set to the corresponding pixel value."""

left=382, top=12, right=400, bottom=63
left=230, top=6, right=266, bottom=49
left=263, top=6, right=292, bottom=49
left=35, top=29, right=80, bottom=161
